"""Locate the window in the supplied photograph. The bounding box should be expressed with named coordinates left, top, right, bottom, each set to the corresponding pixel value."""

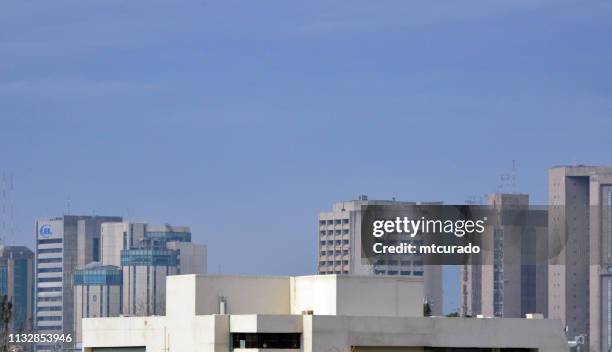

left=37, top=326, right=62, bottom=331
left=231, top=333, right=300, bottom=349
left=334, top=219, right=341, bottom=224
left=343, top=229, right=349, bottom=234
left=388, top=270, right=398, bottom=275
left=37, top=277, right=62, bottom=283
left=37, top=258, right=62, bottom=264
left=38, top=248, right=62, bottom=254
left=342, top=219, right=349, bottom=224
left=342, top=240, right=349, bottom=244
left=38, top=296, right=62, bottom=302
left=37, top=306, right=62, bottom=311
left=401, top=271, right=411, bottom=275
left=413, top=271, right=424, bottom=276
left=38, top=267, right=62, bottom=273
left=37, top=316, right=61, bottom=321
left=38, top=238, right=62, bottom=245
left=93, top=238, right=100, bottom=262
left=37, top=287, right=62, bottom=293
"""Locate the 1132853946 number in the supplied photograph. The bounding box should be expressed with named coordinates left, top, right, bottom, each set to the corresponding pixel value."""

left=8, top=333, right=72, bottom=343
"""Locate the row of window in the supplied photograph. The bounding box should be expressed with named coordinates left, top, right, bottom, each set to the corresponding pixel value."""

left=319, top=229, right=349, bottom=236
left=38, top=296, right=62, bottom=302
left=38, top=267, right=62, bottom=273
left=319, top=240, right=349, bottom=246
left=374, top=270, right=423, bottom=276
left=375, top=260, right=423, bottom=266
left=37, top=306, right=62, bottom=312
left=38, top=238, right=63, bottom=245
left=320, top=249, right=349, bottom=256
left=37, top=325, right=62, bottom=331
left=38, top=277, right=62, bottom=283
left=319, top=270, right=350, bottom=275
left=38, top=287, right=62, bottom=293
left=38, top=258, right=62, bottom=264
left=37, top=316, right=62, bottom=321
left=319, top=219, right=349, bottom=225
left=38, top=248, right=62, bottom=254
left=319, top=260, right=349, bottom=266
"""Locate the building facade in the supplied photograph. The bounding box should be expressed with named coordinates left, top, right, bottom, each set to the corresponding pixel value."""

left=460, top=193, right=548, bottom=318
left=73, top=263, right=122, bottom=343
left=548, top=165, right=612, bottom=352
left=0, top=245, right=34, bottom=332
left=81, top=274, right=570, bottom=352
left=34, top=215, right=122, bottom=351
left=317, top=196, right=443, bottom=315
left=116, top=224, right=206, bottom=316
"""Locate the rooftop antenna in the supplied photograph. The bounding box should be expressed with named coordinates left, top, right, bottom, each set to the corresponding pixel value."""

left=66, top=195, right=71, bottom=215
left=0, top=172, right=6, bottom=245
left=498, top=160, right=518, bottom=194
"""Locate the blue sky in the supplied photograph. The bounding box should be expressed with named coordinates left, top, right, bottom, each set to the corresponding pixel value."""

left=1, top=0, right=612, bottom=313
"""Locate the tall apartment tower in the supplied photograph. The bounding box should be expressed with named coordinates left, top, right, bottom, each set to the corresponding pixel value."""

left=548, top=165, right=612, bottom=352
left=34, top=215, right=122, bottom=351
left=460, top=193, right=548, bottom=318
left=0, top=246, right=34, bottom=332
left=317, top=196, right=443, bottom=315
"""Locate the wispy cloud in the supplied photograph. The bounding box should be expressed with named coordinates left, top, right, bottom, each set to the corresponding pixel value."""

left=0, top=78, right=159, bottom=99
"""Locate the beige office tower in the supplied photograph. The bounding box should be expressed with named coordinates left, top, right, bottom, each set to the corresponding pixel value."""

left=548, top=165, right=612, bottom=352
left=73, top=264, right=122, bottom=344
left=317, top=196, right=443, bottom=315
left=461, top=193, right=548, bottom=318
left=116, top=224, right=207, bottom=316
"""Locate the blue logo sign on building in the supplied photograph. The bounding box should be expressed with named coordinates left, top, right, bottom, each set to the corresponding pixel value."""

left=39, top=225, right=52, bottom=238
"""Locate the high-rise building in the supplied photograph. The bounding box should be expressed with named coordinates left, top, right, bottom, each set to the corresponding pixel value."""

left=460, top=193, right=548, bottom=318
left=100, top=223, right=206, bottom=316
left=548, top=165, right=612, bottom=352
left=73, top=263, right=122, bottom=343
left=317, top=196, right=443, bottom=315
left=34, top=215, right=122, bottom=351
left=0, top=245, right=34, bottom=332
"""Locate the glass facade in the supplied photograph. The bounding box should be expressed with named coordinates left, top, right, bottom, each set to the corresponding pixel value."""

left=144, top=231, right=191, bottom=243
left=74, top=267, right=122, bottom=286
left=0, top=266, right=7, bottom=295
left=120, top=249, right=178, bottom=266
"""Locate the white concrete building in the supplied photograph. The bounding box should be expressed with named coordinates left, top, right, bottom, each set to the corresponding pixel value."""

left=82, top=274, right=569, bottom=352
left=318, top=196, right=443, bottom=315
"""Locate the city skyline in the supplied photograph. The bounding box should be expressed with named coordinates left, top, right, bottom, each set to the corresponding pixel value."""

left=2, top=0, right=612, bottom=317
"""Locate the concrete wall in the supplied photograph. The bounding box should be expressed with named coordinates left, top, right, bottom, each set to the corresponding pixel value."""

left=336, top=276, right=422, bottom=317
left=306, top=315, right=568, bottom=352
left=290, top=275, right=337, bottom=315
left=191, top=275, right=291, bottom=315
left=165, top=241, right=207, bottom=274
